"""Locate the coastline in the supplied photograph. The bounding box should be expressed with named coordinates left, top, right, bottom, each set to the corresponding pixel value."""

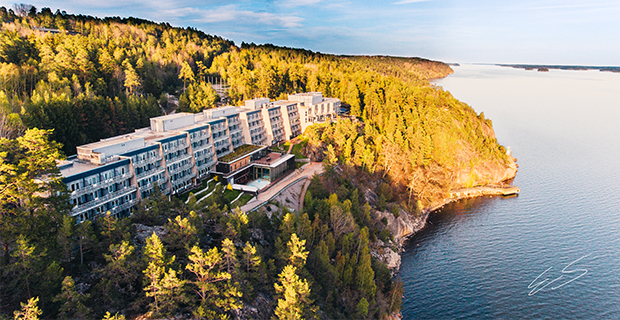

left=382, top=183, right=519, bottom=320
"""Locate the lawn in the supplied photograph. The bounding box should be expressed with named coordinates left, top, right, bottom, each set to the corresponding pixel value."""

left=234, top=193, right=254, bottom=207
left=177, top=178, right=211, bottom=202
left=271, top=142, right=290, bottom=153
left=291, top=139, right=307, bottom=159
left=195, top=181, right=219, bottom=202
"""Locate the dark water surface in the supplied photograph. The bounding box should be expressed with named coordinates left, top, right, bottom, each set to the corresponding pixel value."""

left=400, top=65, right=620, bottom=319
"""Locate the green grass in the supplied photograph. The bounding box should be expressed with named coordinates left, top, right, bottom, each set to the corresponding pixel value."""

left=291, top=138, right=308, bottom=159
left=195, top=181, right=219, bottom=202
left=177, top=178, right=211, bottom=202
left=235, top=193, right=254, bottom=207
left=223, top=188, right=242, bottom=203
left=219, top=144, right=263, bottom=162
left=271, top=142, right=289, bottom=153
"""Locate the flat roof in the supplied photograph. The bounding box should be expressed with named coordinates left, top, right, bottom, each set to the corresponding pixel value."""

left=271, top=100, right=297, bottom=106
left=254, top=152, right=294, bottom=168
left=150, top=112, right=194, bottom=121
left=60, top=159, right=99, bottom=177
left=78, top=134, right=140, bottom=150
left=290, top=92, right=322, bottom=97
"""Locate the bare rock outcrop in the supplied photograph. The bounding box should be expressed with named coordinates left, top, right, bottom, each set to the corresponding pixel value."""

left=133, top=224, right=166, bottom=246
left=375, top=208, right=429, bottom=247
left=371, top=240, right=401, bottom=271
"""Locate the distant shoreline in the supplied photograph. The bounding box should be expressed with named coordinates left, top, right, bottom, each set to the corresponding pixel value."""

left=498, top=64, right=620, bottom=73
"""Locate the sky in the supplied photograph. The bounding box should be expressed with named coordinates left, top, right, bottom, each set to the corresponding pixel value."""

left=1, top=0, right=619, bottom=65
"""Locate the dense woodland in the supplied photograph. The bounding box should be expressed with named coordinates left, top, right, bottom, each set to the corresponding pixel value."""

left=0, top=5, right=513, bottom=320
left=0, top=6, right=231, bottom=154
left=1, top=128, right=401, bottom=319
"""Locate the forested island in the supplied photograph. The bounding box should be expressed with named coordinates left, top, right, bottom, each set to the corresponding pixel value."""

left=0, top=6, right=516, bottom=320
left=499, top=64, right=620, bottom=73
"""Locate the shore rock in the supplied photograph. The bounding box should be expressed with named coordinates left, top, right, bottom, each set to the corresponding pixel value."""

left=375, top=208, right=430, bottom=247
left=371, top=239, right=401, bottom=271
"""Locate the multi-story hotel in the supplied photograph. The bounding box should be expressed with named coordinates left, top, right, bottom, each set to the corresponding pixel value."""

left=59, top=92, right=340, bottom=222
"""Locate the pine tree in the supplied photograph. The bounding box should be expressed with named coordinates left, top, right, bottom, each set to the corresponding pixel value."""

left=186, top=245, right=242, bottom=319
left=287, top=233, right=308, bottom=269
left=54, top=276, right=90, bottom=319
left=13, top=296, right=42, bottom=320
left=221, top=238, right=238, bottom=276
left=142, top=232, right=184, bottom=316
left=355, top=297, right=369, bottom=319
left=102, top=312, right=126, bottom=320
left=96, top=241, right=140, bottom=311
left=56, top=215, right=74, bottom=263
left=179, top=61, right=195, bottom=90
left=164, top=215, right=198, bottom=259
left=242, top=242, right=261, bottom=274
left=143, top=232, right=169, bottom=314
left=274, top=265, right=311, bottom=320
left=76, top=220, right=95, bottom=264
left=355, top=246, right=376, bottom=300
left=122, top=59, right=140, bottom=94
left=157, top=269, right=186, bottom=314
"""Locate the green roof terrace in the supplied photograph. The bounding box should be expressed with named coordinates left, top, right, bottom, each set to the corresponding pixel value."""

left=218, top=144, right=266, bottom=163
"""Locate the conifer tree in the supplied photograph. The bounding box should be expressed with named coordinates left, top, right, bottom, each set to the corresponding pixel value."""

left=13, top=296, right=42, bottom=320
left=76, top=220, right=95, bottom=264
left=54, top=276, right=90, bottom=319
left=221, top=238, right=238, bottom=276
left=96, top=240, right=139, bottom=312
left=242, top=242, right=261, bottom=274
left=143, top=233, right=172, bottom=314
left=274, top=265, right=311, bottom=320
left=142, top=232, right=185, bottom=316
left=287, top=233, right=308, bottom=269
left=56, top=215, right=74, bottom=263
left=179, top=61, right=195, bottom=90
left=102, top=312, right=126, bottom=320
left=186, top=245, right=242, bottom=319
left=122, top=59, right=140, bottom=94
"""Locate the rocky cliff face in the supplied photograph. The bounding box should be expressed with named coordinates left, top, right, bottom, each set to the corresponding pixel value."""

left=371, top=156, right=518, bottom=270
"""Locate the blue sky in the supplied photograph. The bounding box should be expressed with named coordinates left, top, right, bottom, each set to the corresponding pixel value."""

left=2, top=0, right=619, bottom=65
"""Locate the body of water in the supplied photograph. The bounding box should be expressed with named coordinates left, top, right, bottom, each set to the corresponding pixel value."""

left=400, top=64, right=620, bottom=319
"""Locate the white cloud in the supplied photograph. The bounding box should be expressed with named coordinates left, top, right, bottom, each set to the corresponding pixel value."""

left=279, top=0, right=321, bottom=8
left=393, top=0, right=431, bottom=5
left=196, top=4, right=304, bottom=28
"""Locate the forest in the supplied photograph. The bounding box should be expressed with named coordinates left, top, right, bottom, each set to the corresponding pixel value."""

left=1, top=128, right=402, bottom=319
left=0, top=5, right=513, bottom=320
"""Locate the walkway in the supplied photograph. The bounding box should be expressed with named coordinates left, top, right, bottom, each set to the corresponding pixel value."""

left=240, top=162, right=324, bottom=213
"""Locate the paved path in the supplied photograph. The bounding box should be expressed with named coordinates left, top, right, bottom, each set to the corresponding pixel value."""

left=297, top=179, right=312, bottom=212
left=240, top=162, right=324, bottom=212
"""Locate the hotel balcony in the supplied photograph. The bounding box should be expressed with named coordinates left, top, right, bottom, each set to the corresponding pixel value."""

left=136, top=167, right=166, bottom=180
left=71, top=186, right=137, bottom=216
left=71, top=172, right=134, bottom=196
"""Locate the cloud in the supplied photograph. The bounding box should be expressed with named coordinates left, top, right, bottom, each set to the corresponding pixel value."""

left=196, top=4, right=304, bottom=28
left=393, top=0, right=431, bottom=5
left=278, top=0, right=321, bottom=8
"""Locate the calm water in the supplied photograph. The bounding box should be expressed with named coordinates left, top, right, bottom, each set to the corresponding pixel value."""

left=401, top=64, right=620, bottom=319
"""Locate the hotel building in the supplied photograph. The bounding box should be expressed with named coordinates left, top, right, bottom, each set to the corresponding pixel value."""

left=59, top=92, right=340, bottom=222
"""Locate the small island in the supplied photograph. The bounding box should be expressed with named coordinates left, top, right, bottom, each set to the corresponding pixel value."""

left=500, top=64, right=620, bottom=73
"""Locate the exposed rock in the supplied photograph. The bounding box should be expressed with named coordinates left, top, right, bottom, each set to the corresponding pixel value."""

left=233, top=292, right=273, bottom=320
left=386, top=312, right=404, bottom=320
left=375, top=208, right=429, bottom=247
left=251, top=228, right=264, bottom=241
left=371, top=240, right=401, bottom=272
left=134, top=224, right=166, bottom=246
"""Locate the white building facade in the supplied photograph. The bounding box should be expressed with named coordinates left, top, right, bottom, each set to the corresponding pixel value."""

left=60, top=92, right=340, bottom=221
